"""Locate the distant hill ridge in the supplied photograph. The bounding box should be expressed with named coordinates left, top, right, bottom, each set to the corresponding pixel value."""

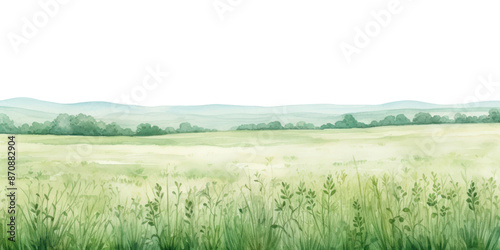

left=1, top=98, right=499, bottom=130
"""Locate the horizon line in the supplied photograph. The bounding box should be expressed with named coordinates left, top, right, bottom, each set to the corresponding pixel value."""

left=2, top=97, right=500, bottom=108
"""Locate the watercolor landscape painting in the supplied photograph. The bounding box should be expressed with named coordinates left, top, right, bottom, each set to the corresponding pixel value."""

left=2, top=1, right=500, bottom=249
left=1, top=99, right=500, bottom=249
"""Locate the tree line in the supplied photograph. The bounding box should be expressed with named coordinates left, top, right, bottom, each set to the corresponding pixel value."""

left=1, top=109, right=499, bottom=135
left=236, top=109, right=500, bottom=130
left=0, top=113, right=216, bottom=136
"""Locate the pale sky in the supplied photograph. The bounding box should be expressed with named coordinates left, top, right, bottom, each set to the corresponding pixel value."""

left=1, top=0, right=499, bottom=106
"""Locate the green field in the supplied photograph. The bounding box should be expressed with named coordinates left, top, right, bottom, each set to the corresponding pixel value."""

left=1, top=124, right=500, bottom=249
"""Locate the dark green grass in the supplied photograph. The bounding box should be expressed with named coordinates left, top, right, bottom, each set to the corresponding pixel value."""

left=1, top=167, right=500, bottom=250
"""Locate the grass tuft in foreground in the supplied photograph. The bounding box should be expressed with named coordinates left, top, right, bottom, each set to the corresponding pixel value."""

left=1, top=168, right=500, bottom=249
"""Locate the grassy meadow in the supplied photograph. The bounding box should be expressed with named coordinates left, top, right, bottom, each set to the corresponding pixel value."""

left=1, top=124, right=500, bottom=249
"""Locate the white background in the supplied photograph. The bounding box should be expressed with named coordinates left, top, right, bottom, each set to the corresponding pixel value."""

left=1, top=0, right=499, bottom=106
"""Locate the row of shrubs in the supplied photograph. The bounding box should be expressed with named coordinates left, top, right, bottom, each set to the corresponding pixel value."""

left=1, top=109, right=499, bottom=136
left=237, top=109, right=500, bottom=130
left=0, top=113, right=215, bottom=136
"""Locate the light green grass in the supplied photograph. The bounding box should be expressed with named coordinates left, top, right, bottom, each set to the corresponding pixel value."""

left=1, top=124, right=500, bottom=249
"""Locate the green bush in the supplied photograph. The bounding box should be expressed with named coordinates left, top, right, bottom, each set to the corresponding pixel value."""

left=0, top=113, right=216, bottom=136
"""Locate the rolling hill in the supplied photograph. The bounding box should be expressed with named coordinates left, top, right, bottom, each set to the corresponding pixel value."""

left=1, top=98, right=499, bottom=130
